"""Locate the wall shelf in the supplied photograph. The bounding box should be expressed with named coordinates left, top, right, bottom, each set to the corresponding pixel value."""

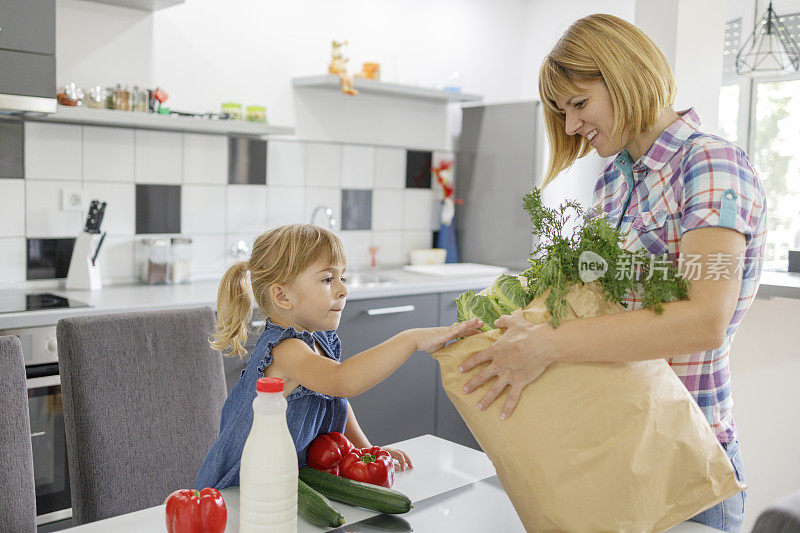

left=292, top=75, right=482, bottom=103
left=25, top=106, right=294, bottom=137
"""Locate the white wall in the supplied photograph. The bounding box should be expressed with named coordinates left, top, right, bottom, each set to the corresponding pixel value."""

left=57, top=0, right=529, bottom=148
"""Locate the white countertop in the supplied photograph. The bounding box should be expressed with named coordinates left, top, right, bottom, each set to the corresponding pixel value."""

left=0, top=269, right=499, bottom=330
left=59, top=434, right=718, bottom=533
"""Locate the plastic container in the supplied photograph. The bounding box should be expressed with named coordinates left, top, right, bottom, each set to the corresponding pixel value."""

left=239, top=377, right=298, bottom=533
left=409, top=248, right=447, bottom=265
left=142, top=238, right=170, bottom=284
left=170, top=237, right=193, bottom=284
left=221, top=102, right=243, bottom=120
left=246, top=105, right=267, bottom=122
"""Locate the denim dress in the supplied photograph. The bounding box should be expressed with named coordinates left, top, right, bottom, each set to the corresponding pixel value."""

left=194, top=319, right=349, bottom=490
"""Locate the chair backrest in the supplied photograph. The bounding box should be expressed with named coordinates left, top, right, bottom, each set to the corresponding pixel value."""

left=57, top=307, right=227, bottom=524
left=752, top=490, right=800, bottom=532
left=0, top=335, right=37, bottom=533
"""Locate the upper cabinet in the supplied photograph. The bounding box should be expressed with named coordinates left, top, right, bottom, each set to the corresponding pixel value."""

left=0, top=0, right=55, bottom=55
left=0, top=0, right=56, bottom=113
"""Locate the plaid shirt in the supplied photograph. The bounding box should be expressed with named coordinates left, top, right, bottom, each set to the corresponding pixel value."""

left=592, top=108, right=767, bottom=443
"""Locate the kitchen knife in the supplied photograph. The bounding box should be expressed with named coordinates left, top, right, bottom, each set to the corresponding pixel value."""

left=84, top=200, right=99, bottom=233
left=91, top=232, right=107, bottom=266
left=93, top=202, right=107, bottom=233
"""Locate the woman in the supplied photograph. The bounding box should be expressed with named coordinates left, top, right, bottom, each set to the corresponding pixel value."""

left=459, top=14, right=766, bottom=532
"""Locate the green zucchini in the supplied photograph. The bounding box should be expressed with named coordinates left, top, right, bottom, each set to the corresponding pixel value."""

left=299, top=467, right=412, bottom=514
left=297, top=478, right=345, bottom=527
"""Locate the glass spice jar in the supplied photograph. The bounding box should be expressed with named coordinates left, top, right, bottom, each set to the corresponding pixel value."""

left=221, top=102, right=243, bottom=120
left=114, top=84, right=131, bottom=111
left=246, top=105, right=267, bottom=122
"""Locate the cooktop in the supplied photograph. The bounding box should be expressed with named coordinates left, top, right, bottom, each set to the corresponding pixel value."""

left=0, top=293, right=90, bottom=314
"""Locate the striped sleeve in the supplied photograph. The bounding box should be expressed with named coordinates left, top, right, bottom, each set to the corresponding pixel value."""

left=680, top=140, right=763, bottom=244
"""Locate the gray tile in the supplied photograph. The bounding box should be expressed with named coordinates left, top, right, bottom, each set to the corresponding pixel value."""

left=341, top=189, right=372, bottom=230
left=0, top=121, right=24, bottom=179
left=228, top=137, right=267, bottom=184
left=405, top=150, right=432, bottom=189
left=135, top=184, right=181, bottom=234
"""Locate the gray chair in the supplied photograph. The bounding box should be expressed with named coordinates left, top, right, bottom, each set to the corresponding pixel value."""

left=57, top=307, right=227, bottom=524
left=752, top=489, right=800, bottom=532
left=0, top=335, right=37, bottom=533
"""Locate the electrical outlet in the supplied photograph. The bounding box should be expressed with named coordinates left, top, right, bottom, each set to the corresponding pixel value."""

left=60, top=187, right=83, bottom=212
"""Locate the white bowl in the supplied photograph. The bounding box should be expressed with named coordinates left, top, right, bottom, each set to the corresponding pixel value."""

left=409, top=248, right=447, bottom=266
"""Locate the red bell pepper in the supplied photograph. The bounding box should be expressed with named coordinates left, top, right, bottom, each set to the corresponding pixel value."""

left=306, top=432, right=355, bottom=475
left=165, top=487, right=227, bottom=533
left=339, top=446, right=395, bottom=488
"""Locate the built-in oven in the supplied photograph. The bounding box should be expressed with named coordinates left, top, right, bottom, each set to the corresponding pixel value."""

left=2, top=321, right=74, bottom=526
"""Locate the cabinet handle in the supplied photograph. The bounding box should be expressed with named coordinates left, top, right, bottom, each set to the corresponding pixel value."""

left=366, top=305, right=416, bottom=316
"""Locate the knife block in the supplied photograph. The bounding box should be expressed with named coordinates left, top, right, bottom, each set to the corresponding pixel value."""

left=66, top=232, right=103, bottom=291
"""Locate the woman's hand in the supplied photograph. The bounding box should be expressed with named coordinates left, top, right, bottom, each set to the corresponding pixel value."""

left=459, top=313, right=557, bottom=419
left=383, top=447, right=413, bottom=471
left=413, top=317, right=484, bottom=353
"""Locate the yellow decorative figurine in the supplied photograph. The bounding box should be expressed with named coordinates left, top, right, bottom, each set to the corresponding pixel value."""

left=329, top=40, right=358, bottom=96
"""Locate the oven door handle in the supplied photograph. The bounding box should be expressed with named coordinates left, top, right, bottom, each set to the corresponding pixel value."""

left=27, top=374, right=60, bottom=390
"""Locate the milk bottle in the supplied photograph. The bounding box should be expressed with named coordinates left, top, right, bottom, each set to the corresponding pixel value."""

left=239, top=377, right=298, bottom=532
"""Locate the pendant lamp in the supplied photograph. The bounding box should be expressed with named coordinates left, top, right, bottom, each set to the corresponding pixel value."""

left=736, top=1, right=800, bottom=75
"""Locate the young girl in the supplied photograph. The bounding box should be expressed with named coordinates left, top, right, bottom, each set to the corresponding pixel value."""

left=194, top=224, right=482, bottom=490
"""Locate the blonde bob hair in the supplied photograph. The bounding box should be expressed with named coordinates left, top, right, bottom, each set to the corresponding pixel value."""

left=211, top=224, right=346, bottom=358
left=538, top=13, right=676, bottom=187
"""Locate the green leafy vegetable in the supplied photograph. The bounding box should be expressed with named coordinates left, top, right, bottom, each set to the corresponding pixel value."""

left=488, top=274, right=532, bottom=315
left=455, top=291, right=501, bottom=331
left=521, top=187, right=689, bottom=327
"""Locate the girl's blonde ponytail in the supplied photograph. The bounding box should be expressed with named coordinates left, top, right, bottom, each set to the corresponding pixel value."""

left=211, top=260, right=253, bottom=358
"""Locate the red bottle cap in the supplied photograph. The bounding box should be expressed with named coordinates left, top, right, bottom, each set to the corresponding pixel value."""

left=257, top=377, right=284, bottom=393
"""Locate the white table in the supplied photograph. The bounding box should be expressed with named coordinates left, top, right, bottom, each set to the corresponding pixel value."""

left=62, top=434, right=717, bottom=532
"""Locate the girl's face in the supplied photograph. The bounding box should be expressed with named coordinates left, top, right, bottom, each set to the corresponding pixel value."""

left=554, top=80, right=630, bottom=158
left=279, top=260, right=348, bottom=332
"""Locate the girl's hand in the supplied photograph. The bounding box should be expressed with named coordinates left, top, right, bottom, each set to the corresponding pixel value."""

left=413, top=317, right=484, bottom=353
left=383, top=447, right=413, bottom=471
left=459, top=313, right=557, bottom=419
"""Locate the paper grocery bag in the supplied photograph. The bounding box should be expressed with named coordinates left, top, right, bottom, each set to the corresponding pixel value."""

left=433, top=282, right=745, bottom=533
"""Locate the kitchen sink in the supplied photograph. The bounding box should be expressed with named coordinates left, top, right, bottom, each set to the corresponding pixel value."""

left=345, top=272, right=397, bottom=287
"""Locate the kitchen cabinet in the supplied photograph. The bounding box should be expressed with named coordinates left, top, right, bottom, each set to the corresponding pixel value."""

left=0, top=0, right=55, bottom=55
left=0, top=0, right=56, bottom=113
left=436, top=290, right=482, bottom=450
left=337, top=294, right=439, bottom=446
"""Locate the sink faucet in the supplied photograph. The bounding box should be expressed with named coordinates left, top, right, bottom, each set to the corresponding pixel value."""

left=310, top=205, right=336, bottom=229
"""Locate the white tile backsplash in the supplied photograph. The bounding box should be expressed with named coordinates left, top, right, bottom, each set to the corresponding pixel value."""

left=306, top=143, right=341, bottom=187
left=0, top=180, right=25, bottom=237
left=98, top=237, right=135, bottom=281
left=372, top=230, right=405, bottom=266
left=226, top=185, right=267, bottom=233
left=25, top=180, right=84, bottom=237
left=341, top=145, right=374, bottom=189
left=183, top=134, right=227, bottom=184
left=403, top=189, right=437, bottom=231
left=8, top=133, right=424, bottom=284
left=371, top=189, right=403, bottom=232
left=266, top=186, right=305, bottom=228
left=267, top=141, right=306, bottom=187
left=24, top=123, right=82, bottom=181
left=182, top=185, right=226, bottom=234
left=338, top=230, right=373, bottom=269
left=135, top=130, right=182, bottom=184
left=187, top=234, right=227, bottom=279
left=0, top=238, right=26, bottom=284
left=225, top=232, right=261, bottom=265
left=83, top=126, right=134, bottom=182
left=304, top=186, right=341, bottom=231
left=374, top=147, right=405, bottom=189
left=403, top=230, right=434, bottom=263
left=82, top=182, right=135, bottom=235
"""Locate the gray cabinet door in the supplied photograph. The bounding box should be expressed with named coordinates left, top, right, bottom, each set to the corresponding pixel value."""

left=0, top=50, right=55, bottom=99
left=435, top=289, right=484, bottom=450
left=0, top=0, right=55, bottom=55
left=337, top=294, right=439, bottom=446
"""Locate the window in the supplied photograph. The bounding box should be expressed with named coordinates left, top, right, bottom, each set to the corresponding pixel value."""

left=721, top=11, right=800, bottom=268
left=753, top=79, right=800, bottom=263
